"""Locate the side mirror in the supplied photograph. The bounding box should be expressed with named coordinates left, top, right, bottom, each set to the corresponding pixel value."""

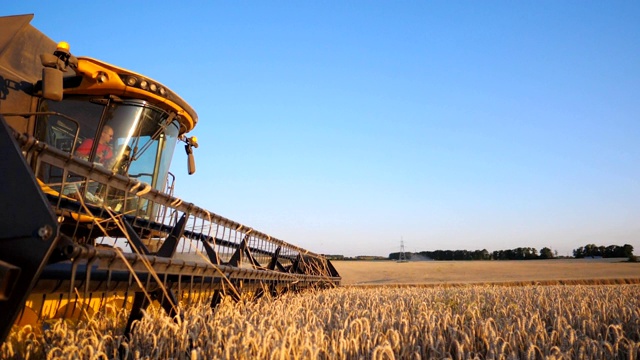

left=39, top=42, right=78, bottom=102
left=41, top=66, right=63, bottom=101
left=181, top=135, right=198, bottom=175
left=186, top=145, right=196, bottom=175
left=178, top=134, right=198, bottom=175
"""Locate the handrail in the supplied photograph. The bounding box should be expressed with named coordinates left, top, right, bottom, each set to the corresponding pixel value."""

left=0, top=111, right=81, bottom=152
left=14, top=130, right=330, bottom=263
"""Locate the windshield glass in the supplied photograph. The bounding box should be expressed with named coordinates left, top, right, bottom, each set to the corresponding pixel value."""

left=115, top=103, right=180, bottom=191
left=36, top=97, right=180, bottom=211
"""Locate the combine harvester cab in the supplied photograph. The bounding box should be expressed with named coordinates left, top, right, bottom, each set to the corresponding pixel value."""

left=0, top=14, right=340, bottom=342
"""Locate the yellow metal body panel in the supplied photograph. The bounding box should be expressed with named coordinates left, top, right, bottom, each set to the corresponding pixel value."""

left=64, top=57, right=197, bottom=134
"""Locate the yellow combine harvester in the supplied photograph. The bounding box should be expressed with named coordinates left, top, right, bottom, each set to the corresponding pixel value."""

left=0, top=14, right=340, bottom=342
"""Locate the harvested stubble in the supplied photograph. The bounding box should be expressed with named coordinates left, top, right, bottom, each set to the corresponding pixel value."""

left=2, top=284, right=640, bottom=359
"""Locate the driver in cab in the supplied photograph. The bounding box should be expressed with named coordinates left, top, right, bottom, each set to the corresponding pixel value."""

left=76, top=125, right=114, bottom=164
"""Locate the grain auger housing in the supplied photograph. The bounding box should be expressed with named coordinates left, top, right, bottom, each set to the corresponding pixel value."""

left=0, top=14, right=340, bottom=342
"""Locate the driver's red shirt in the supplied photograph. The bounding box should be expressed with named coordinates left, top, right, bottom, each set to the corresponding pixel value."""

left=76, top=139, right=113, bottom=163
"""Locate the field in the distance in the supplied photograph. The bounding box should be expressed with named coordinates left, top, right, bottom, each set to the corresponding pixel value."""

left=333, top=258, right=640, bottom=285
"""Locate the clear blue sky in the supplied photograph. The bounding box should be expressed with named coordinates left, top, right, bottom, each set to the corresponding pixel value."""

left=5, top=1, right=639, bottom=257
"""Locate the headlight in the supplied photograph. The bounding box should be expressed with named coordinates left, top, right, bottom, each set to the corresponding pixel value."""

left=126, top=76, right=137, bottom=86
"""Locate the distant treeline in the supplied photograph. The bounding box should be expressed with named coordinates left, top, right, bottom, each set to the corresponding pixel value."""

left=389, top=247, right=553, bottom=261
left=389, top=244, right=635, bottom=261
left=573, top=244, right=634, bottom=258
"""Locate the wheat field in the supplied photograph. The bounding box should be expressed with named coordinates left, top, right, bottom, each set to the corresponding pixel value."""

left=2, top=259, right=640, bottom=359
